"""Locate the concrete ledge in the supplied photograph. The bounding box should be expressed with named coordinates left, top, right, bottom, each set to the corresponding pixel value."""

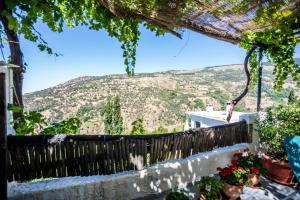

left=8, top=143, right=249, bottom=200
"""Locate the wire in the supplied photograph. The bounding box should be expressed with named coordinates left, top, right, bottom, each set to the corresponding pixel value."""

left=173, top=30, right=190, bottom=58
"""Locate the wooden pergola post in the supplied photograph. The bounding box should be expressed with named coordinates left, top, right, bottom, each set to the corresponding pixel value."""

left=0, top=72, right=7, bottom=200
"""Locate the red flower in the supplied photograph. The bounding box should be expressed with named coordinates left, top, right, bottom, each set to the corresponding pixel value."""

left=233, top=152, right=243, bottom=158
left=219, top=167, right=232, bottom=177
left=216, top=167, right=222, bottom=171
left=250, top=166, right=260, bottom=175
left=231, top=159, right=238, bottom=165
left=244, top=148, right=250, bottom=152
left=230, top=165, right=238, bottom=170
left=238, top=167, right=245, bottom=171
left=238, top=182, right=244, bottom=186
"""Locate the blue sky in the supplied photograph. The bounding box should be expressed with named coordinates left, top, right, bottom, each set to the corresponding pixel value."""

left=2, top=23, right=299, bottom=94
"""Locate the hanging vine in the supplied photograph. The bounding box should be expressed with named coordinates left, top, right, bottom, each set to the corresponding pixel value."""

left=1, top=0, right=299, bottom=100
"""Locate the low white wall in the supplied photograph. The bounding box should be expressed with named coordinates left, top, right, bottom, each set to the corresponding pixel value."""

left=8, top=143, right=249, bottom=200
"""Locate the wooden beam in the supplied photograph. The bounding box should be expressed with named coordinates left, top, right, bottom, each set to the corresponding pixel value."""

left=0, top=72, right=7, bottom=200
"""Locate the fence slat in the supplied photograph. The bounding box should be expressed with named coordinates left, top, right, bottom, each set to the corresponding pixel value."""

left=7, top=121, right=249, bottom=181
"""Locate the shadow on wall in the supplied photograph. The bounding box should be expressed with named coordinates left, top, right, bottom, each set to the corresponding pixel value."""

left=113, top=144, right=247, bottom=200
left=8, top=144, right=248, bottom=200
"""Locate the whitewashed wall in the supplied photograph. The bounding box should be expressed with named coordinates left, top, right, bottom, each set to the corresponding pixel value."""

left=8, top=144, right=249, bottom=200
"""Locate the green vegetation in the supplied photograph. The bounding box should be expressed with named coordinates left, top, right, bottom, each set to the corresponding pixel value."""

left=258, top=101, right=300, bottom=161
left=102, top=96, right=123, bottom=135
left=165, top=191, right=189, bottom=200
left=24, top=66, right=299, bottom=134
left=239, top=1, right=300, bottom=90
left=9, top=105, right=45, bottom=135
left=9, top=105, right=80, bottom=135
left=41, top=118, right=81, bottom=135
left=193, top=99, right=205, bottom=110
left=130, top=117, right=145, bottom=135
left=207, top=90, right=229, bottom=110
left=196, top=176, right=223, bottom=200
left=288, top=89, right=298, bottom=104
left=153, top=126, right=168, bottom=134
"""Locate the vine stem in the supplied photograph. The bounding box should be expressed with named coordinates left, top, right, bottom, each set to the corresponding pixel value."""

left=226, top=45, right=257, bottom=122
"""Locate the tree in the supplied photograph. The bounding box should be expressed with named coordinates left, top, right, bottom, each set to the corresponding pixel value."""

left=112, top=96, right=123, bottom=134
left=288, top=89, right=298, bottom=104
left=102, top=96, right=123, bottom=135
left=102, top=98, right=113, bottom=134
left=130, top=117, right=145, bottom=135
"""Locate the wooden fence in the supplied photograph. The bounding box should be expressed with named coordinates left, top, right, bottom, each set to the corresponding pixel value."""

left=7, top=121, right=251, bottom=182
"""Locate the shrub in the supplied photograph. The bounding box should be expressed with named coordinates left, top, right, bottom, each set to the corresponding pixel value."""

left=196, top=176, right=223, bottom=200
left=130, top=117, right=145, bottom=135
left=258, top=102, right=300, bottom=161
left=41, top=117, right=81, bottom=135
left=9, top=105, right=45, bottom=135
left=165, top=191, right=189, bottom=200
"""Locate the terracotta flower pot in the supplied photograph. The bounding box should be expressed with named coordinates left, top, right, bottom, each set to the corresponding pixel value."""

left=262, top=154, right=295, bottom=185
left=222, top=182, right=243, bottom=200
left=247, top=174, right=260, bottom=187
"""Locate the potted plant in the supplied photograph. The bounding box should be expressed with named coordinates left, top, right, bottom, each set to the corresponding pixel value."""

left=196, top=176, right=223, bottom=200
left=258, top=103, right=300, bottom=185
left=216, top=165, right=248, bottom=200
left=165, top=191, right=189, bottom=200
left=233, top=148, right=265, bottom=187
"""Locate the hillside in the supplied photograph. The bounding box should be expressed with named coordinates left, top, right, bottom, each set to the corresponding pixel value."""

left=24, top=64, right=298, bottom=134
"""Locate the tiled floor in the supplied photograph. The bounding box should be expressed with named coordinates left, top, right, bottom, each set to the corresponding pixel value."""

left=241, top=177, right=300, bottom=200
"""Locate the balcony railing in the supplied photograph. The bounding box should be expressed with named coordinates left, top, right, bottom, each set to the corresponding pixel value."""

left=7, top=121, right=251, bottom=182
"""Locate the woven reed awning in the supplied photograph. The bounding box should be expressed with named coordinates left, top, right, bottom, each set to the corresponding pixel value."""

left=98, top=0, right=300, bottom=44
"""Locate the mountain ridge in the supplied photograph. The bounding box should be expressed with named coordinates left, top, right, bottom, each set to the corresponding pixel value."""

left=24, top=64, right=297, bottom=134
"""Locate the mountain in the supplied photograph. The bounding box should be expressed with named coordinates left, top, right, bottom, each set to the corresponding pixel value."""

left=24, top=64, right=298, bottom=134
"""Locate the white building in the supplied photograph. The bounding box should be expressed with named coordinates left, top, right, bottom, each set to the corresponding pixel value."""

left=0, top=61, right=19, bottom=135
left=184, top=110, right=256, bottom=130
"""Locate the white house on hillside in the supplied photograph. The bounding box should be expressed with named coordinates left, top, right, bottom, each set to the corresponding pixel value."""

left=184, top=110, right=256, bottom=130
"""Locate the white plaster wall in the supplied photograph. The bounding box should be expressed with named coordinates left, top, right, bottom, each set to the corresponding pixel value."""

left=191, top=116, right=225, bottom=128
left=8, top=144, right=249, bottom=200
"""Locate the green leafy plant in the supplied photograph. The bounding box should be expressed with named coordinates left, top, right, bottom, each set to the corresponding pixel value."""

left=8, top=105, right=46, bottom=135
left=165, top=191, right=189, bottom=200
left=9, top=105, right=81, bottom=135
left=240, top=6, right=300, bottom=91
left=258, top=102, right=300, bottom=161
left=130, top=117, right=145, bottom=135
left=196, top=176, right=223, bottom=200
left=41, top=117, right=81, bottom=135
left=288, top=89, right=299, bottom=104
